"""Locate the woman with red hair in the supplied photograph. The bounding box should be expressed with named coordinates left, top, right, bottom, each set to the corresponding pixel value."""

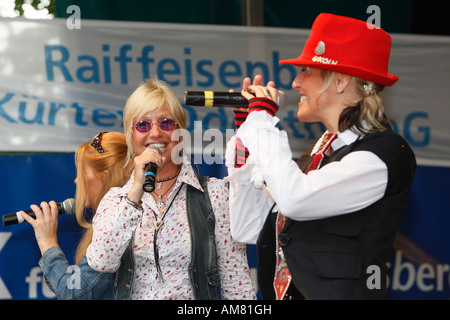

left=21, top=132, right=132, bottom=299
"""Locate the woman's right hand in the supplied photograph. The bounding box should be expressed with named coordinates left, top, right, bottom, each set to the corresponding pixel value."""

left=128, top=147, right=164, bottom=203
left=20, top=201, right=59, bottom=256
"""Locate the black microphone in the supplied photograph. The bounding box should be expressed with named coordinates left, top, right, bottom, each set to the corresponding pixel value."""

left=184, top=90, right=288, bottom=109
left=2, top=198, right=76, bottom=226
left=143, top=146, right=162, bottom=193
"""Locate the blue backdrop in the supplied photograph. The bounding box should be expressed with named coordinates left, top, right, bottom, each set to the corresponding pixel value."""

left=0, top=153, right=449, bottom=299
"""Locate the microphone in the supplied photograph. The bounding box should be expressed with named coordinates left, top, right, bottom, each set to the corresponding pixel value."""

left=2, top=198, right=76, bottom=226
left=184, top=90, right=288, bottom=109
left=143, top=146, right=162, bottom=193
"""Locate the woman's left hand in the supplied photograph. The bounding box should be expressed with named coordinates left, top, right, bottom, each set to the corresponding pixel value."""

left=240, top=75, right=280, bottom=117
left=241, top=75, right=278, bottom=103
left=20, top=201, right=59, bottom=255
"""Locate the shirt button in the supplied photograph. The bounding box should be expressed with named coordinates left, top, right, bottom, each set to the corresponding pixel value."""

left=278, top=234, right=289, bottom=247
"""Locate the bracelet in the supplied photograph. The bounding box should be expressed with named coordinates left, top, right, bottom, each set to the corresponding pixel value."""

left=123, top=195, right=143, bottom=211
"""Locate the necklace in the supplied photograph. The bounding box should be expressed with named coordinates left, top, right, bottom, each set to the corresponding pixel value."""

left=152, top=183, right=183, bottom=282
left=156, top=166, right=181, bottom=190
left=153, top=179, right=177, bottom=210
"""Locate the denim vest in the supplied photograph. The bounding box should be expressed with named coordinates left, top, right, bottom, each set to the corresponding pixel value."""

left=39, top=246, right=115, bottom=300
left=115, top=176, right=221, bottom=300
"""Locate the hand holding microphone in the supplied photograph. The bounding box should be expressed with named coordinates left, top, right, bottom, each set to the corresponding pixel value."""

left=231, top=83, right=281, bottom=168
left=184, top=74, right=287, bottom=114
left=126, top=145, right=163, bottom=207
left=184, top=76, right=287, bottom=168
left=2, top=199, right=75, bottom=255
left=143, top=146, right=162, bottom=193
left=2, top=198, right=75, bottom=226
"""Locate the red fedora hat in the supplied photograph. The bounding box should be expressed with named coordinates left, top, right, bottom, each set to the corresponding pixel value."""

left=280, top=13, right=399, bottom=86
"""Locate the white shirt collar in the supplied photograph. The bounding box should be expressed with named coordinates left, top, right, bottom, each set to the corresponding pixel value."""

left=311, top=129, right=361, bottom=155
left=121, top=155, right=204, bottom=195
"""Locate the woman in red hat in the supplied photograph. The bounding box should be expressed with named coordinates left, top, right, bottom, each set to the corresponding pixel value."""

left=226, top=13, right=416, bottom=299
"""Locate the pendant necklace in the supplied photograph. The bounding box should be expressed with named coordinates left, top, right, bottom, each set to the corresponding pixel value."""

left=153, top=178, right=177, bottom=211
left=151, top=183, right=183, bottom=282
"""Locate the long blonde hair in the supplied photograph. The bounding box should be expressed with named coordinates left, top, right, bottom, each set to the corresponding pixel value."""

left=74, top=132, right=132, bottom=264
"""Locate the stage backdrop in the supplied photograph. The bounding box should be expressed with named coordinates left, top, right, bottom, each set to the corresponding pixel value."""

left=0, top=17, right=449, bottom=300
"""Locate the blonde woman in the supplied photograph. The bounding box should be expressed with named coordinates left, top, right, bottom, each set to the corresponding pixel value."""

left=87, top=79, right=255, bottom=300
left=21, top=132, right=131, bottom=299
left=226, top=13, right=417, bottom=299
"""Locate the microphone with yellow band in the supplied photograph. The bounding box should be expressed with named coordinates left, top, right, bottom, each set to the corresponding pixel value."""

left=184, top=90, right=288, bottom=109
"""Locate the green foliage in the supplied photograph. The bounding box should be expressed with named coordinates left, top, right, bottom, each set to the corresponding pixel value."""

left=13, top=0, right=56, bottom=17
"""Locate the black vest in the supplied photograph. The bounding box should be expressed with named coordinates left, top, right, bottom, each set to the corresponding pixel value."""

left=257, top=131, right=417, bottom=300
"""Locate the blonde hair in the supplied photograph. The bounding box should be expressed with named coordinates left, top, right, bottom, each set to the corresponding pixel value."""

left=123, top=79, right=186, bottom=163
left=320, top=70, right=390, bottom=134
left=74, top=132, right=132, bottom=264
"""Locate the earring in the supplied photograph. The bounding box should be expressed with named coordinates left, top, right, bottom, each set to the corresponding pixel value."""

left=337, top=88, right=344, bottom=94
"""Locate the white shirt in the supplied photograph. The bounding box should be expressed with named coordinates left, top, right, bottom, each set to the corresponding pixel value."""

left=87, top=156, right=256, bottom=300
left=225, top=111, right=388, bottom=244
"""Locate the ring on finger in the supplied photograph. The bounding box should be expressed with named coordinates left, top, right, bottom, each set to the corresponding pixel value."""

left=263, top=89, right=271, bottom=97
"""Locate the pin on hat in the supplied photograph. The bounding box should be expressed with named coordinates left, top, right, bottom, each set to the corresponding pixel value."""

left=314, top=41, right=326, bottom=55
left=280, top=13, right=399, bottom=86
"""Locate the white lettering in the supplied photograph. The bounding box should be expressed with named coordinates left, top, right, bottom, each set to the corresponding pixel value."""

left=66, top=265, right=81, bottom=290
left=366, top=265, right=381, bottom=290
left=25, top=267, right=41, bottom=299
left=178, top=304, right=211, bottom=317
left=0, top=233, right=12, bottom=299
left=366, top=5, right=381, bottom=29
left=25, top=267, right=56, bottom=299
left=312, top=55, right=338, bottom=65
left=389, top=250, right=450, bottom=293
left=66, top=5, right=81, bottom=30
